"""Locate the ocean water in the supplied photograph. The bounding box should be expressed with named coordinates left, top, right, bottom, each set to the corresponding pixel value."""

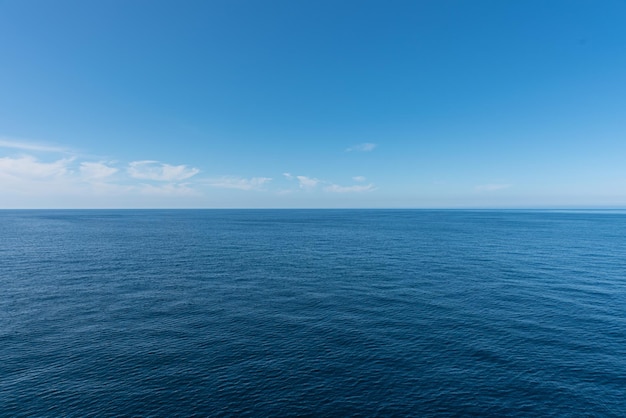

left=1, top=209, right=625, bottom=416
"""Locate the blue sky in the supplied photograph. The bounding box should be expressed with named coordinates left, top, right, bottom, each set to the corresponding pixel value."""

left=1, top=0, right=625, bottom=208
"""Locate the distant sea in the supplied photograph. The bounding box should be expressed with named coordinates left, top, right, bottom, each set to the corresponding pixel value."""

left=1, top=210, right=625, bottom=416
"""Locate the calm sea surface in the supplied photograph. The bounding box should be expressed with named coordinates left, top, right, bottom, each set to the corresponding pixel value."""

left=1, top=210, right=625, bottom=416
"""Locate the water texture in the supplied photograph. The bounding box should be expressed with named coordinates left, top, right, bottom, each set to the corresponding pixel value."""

left=1, top=210, right=625, bottom=416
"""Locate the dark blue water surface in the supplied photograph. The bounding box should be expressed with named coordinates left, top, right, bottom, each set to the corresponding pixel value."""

left=1, top=210, right=625, bottom=416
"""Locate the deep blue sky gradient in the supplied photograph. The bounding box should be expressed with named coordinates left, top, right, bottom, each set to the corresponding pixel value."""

left=1, top=0, right=625, bottom=207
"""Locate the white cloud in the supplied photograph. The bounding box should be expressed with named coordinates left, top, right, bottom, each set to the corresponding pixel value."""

left=325, top=183, right=376, bottom=193
left=284, top=173, right=375, bottom=192
left=0, top=153, right=206, bottom=203
left=0, top=155, right=72, bottom=179
left=296, top=175, right=320, bottom=189
left=283, top=173, right=320, bottom=189
left=204, top=176, right=272, bottom=190
left=79, top=162, right=118, bottom=180
left=346, top=142, right=376, bottom=152
left=0, top=155, right=87, bottom=200
left=138, top=183, right=199, bottom=196
left=0, top=138, right=70, bottom=153
left=128, top=160, right=199, bottom=181
left=475, top=183, right=511, bottom=192
left=1, top=138, right=388, bottom=206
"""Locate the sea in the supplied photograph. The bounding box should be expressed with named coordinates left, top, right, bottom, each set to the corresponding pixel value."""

left=1, top=209, right=625, bottom=416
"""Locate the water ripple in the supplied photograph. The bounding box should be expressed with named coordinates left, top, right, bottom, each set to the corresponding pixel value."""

left=1, top=210, right=625, bottom=416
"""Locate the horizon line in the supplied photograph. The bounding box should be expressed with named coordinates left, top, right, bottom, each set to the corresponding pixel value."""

left=1, top=207, right=626, bottom=211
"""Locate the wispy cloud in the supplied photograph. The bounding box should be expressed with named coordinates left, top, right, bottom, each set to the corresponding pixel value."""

left=296, top=175, right=320, bottom=189
left=128, top=160, right=199, bottom=181
left=283, top=172, right=320, bottom=189
left=204, top=176, right=272, bottom=190
left=0, top=155, right=85, bottom=198
left=325, top=183, right=376, bottom=193
left=284, top=172, right=375, bottom=193
left=0, top=154, right=203, bottom=201
left=346, top=142, right=376, bottom=152
left=475, top=183, right=511, bottom=192
left=0, top=155, right=73, bottom=179
left=79, top=162, right=118, bottom=180
left=138, top=183, right=199, bottom=196
left=0, top=138, right=71, bottom=153
left=1, top=137, right=384, bottom=206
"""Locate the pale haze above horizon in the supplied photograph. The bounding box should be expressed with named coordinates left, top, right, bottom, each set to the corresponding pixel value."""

left=1, top=0, right=625, bottom=209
